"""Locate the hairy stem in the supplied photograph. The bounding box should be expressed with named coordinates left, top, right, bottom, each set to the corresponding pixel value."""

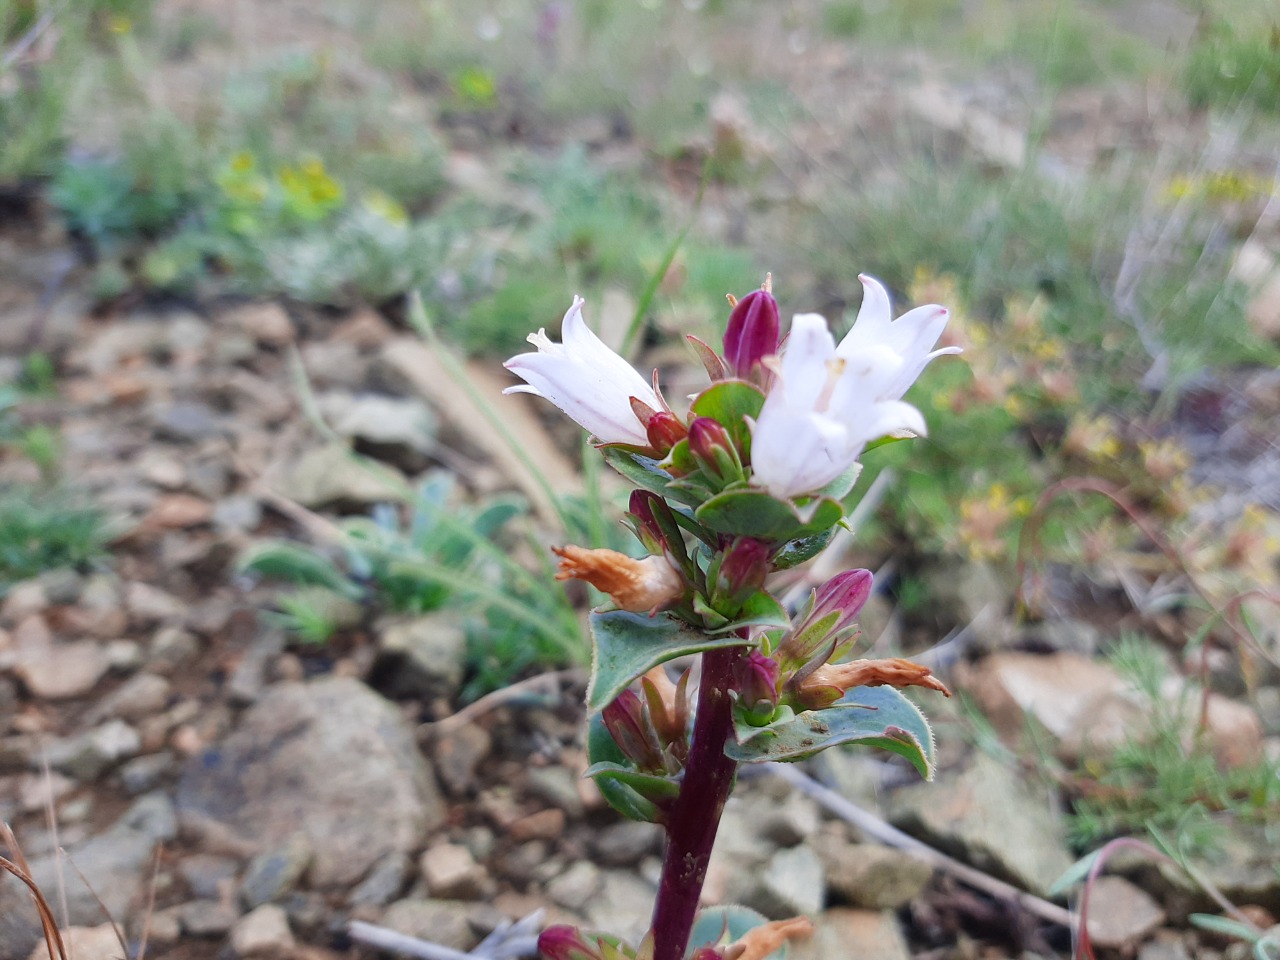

left=651, top=644, right=744, bottom=960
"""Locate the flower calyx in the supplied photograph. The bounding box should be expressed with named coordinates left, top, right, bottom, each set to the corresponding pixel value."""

left=723, top=278, right=781, bottom=387
left=553, top=546, right=685, bottom=615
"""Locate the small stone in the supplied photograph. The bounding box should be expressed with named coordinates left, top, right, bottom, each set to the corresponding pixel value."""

left=381, top=899, right=475, bottom=951
left=1084, top=876, right=1165, bottom=949
left=213, top=496, right=263, bottom=533
left=2, top=582, right=48, bottom=623
left=745, top=844, right=825, bottom=919
left=25, top=925, right=119, bottom=960
left=525, top=765, right=585, bottom=818
left=372, top=614, right=467, bottom=702
left=241, top=835, right=313, bottom=908
left=180, top=899, right=240, bottom=938
left=285, top=444, right=404, bottom=509
left=349, top=852, right=410, bottom=908
left=13, top=640, right=110, bottom=700
left=150, top=627, right=200, bottom=672
left=88, top=673, right=171, bottom=723
left=591, top=820, right=660, bottom=867
left=757, top=787, right=820, bottom=846
left=46, top=719, right=142, bottom=780
left=227, top=302, right=296, bottom=347
left=421, top=842, right=489, bottom=900
left=104, top=639, right=144, bottom=672
left=432, top=723, right=492, bottom=796
left=126, top=582, right=187, bottom=625
left=231, top=903, right=295, bottom=957
left=37, top=568, right=83, bottom=605
left=791, top=909, right=909, bottom=960
left=116, top=752, right=171, bottom=797
left=584, top=871, right=656, bottom=945
left=153, top=401, right=223, bottom=443
left=18, top=771, right=75, bottom=812
left=1139, top=931, right=1194, bottom=960
left=145, top=493, right=214, bottom=528
left=547, top=861, right=601, bottom=911
left=180, top=854, right=240, bottom=899
left=509, top=807, right=565, bottom=842
left=821, top=841, right=933, bottom=910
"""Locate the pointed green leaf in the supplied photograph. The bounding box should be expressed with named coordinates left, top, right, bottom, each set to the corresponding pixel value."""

left=584, top=762, right=682, bottom=802
left=689, top=380, right=765, bottom=460
left=705, top=589, right=790, bottom=634
left=725, top=685, right=937, bottom=779
left=772, top=528, right=838, bottom=569
left=587, top=713, right=664, bottom=824
left=696, top=488, right=844, bottom=542
left=238, top=543, right=360, bottom=599
left=600, top=446, right=702, bottom=507
left=587, top=610, right=754, bottom=712
left=816, top=461, right=863, bottom=502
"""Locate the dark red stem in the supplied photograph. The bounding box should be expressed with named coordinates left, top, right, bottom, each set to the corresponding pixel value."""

left=650, top=644, right=744, bottom=960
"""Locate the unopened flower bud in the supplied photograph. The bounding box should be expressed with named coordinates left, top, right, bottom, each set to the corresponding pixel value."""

left=552, top=545, right=684, bottom=614
left=735, top=649, right=780, bottom=724
left=641, top=666, right=690, bottom=760
left=710, top=537, right=770, bottom=613
left=792, top=656, right=951, bottom=710
left=644, top=410, right=688, bottom=457
left=603, top=688, right=666, bottom=771
left=688, top=417, right=744, bottom=484
left=538, top=925, right=605, bottom=960
left=775, top=569, right=872, bottom=670
left=724, top=285, right=780, bottom=382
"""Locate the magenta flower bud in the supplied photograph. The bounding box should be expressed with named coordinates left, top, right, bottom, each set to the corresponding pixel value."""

left=711, top=536, right=770, bottom=612
left=735, top=649, right=780, bottom=723
left=628, top=490, right=663, bottom=553
left=724, top=288, right=780, bottom=381
left=602, top=688, right=665, bottom=771
left=538, top=925, right=603, bottom=960
left=687, top=416, right=743, bottom=484
left=645, top=410, right=688, bottom=457
left=775, top=569, right=873, bottom=670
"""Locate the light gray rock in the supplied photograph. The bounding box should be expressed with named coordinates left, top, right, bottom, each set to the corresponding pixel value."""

left=1084, top=876, right=1165, bottom=949
left=547, top=860, right=601, bottom=911
left=591, top=820, right=661, bottom=867
left=118, top=752, right=175, bottom=795
left=87, top=673, right=171, bottom=723
left=179, top=853, right=240, bottom=900
left=241, top=835, right=313, bottom=908
left=153, top=401, right=223, bottom=443
left=432, top=723, right=491, bottom=797
left=326, top=392, right=439, bottom=469
left=791, top=909, right=910, bottom=960
left=12, top=640, right=110, bottom=701
left=373, top=614, right=467, bottom=702
left=888, top=752, right=1073, bottom=898
left=381, top=898, right=476, bottom=951
left=420, top=841, right=490, bottom=900
left=177, top=677, right=445, bottom=888
left=584, top=870, right=658, bottom=944
left=27, top=793, right=176, bottom=927
left=45, top=719, right=141, bottom=780
left=349, top=851, right=410, bottom=908
left=821, top=841, right=933, bottom=909
left=744, top=844, right=826, bottom=919
left=525, top=764, right=585, bottom=818
left=231, top=903, right=295, bottom=957
left=179, top=898, right=240, bottom=938
left=285, top=444, right=404, bottom=509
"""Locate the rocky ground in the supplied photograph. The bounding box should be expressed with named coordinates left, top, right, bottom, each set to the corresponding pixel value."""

left=2, top=226, right=1279, bottom=960
left=3, top=1, right=1280, bottom=957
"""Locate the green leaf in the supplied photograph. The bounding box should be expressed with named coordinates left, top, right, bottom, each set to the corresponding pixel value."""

left=705, top=589, right=790, bottom=634
left=689, top=380, right=765, bottom=461
left=689, top=906, right=791, bottom=959
left=816, top=461, right=863, bottom=502
left=725, top=685, right=937, bottom=779
left=1188, top=915, right=1261, bottom=941
left=588, top=610, right=754, bottom=712
left=239, top=543, right=360, bottom=599
left=587, top=713, right=664, bottom=823
left=772, top=528, right=837, bottom=570
left=1047, top=850, right=1101, bottom=897
left=696, top=488, right=844, bottom=542
left=600, top=446, right=703, bottom=508
left=584, top=761, right=681, bottom=802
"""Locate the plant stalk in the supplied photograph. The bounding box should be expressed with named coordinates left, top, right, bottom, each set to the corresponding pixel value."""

left=650, top=644, right=744, bottom=960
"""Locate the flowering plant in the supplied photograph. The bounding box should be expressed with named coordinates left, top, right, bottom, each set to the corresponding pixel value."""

left=505, top=275, right=959, bottom=960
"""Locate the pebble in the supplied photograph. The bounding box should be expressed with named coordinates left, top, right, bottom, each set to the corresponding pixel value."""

left=432, top=723, right=492, bottom=797
left=592, top=820, right=661, bottom=867
left=231, top=903, right=296, bottom=957
left=349, top=851, right=410, bottom=908
left=153, top=401, right=223, bottom=443
left=421, top=842, right=491, bottom=900
left=381, top=898, right=476, bottom=951
left=179, top=853, right=240, bottom=899
left=126, top=582, right=187, bottom=625
left=792, top=909, right=910, bottom=960
left=150, top=626, right=201, bottom=672
left=547, top=860, right=601, bottom=911
left=24, top=925, right=119, bottom=960
left=509, top=808, right=566, bottom=842
left=2, top=583, right=47, bottom=623
left=88, top=672, right=171, bottom=723
left=13, top=640, right=110, bottom=700
left=821, top=841, right=933, bottom=910
left=179, top=898, right=241, bottom=938
left=241, top=835, right=313, bottom=908
left=1085, top=876, right=1166, bottom=949
left=46, top=719, right=142, bottom=780
left=525, top=764, right=585, bottom=818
